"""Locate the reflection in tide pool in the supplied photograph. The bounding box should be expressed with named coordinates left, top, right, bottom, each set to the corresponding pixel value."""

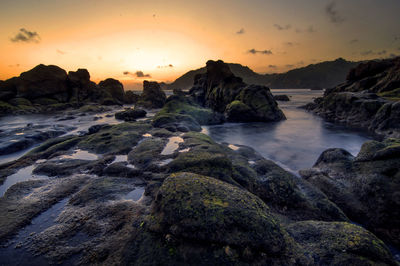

left=203, top=89, right=373, bottom=173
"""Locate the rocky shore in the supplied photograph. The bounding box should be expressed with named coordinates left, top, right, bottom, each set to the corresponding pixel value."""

left=0, top=60, right=399, bottom=265
left=304, top=57, right=400, bottom=138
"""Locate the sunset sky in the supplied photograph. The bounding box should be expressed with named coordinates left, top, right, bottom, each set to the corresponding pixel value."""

left=1, top=0, right=399, bottom=89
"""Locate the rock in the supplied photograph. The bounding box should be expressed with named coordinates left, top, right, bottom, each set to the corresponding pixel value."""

left=0, top=78, right=18, bottom=101
left=152, top=113, right=201, bottom=132
left=67, top=69, right=97, bottom=103
left=306, top=57, right=400, bottom=138
left=136, top=81, right=166, bottom=108
left=115, top=108, right=147, bottom=121
left=98, top=78, right=125, bottom=104
left=149, top=172, right=289, bottom=255
left=127, top=138, right=167, bottom=169
left=189, top=60, right=285, bottom=122
left=17, top=64, right=69, bottom=102
left=78, top=122, right=151, bottom=154
left=300, top=138, right=400, bottom=248
left=287, top=221, right=397, bottom=265
left=274, top=94, right=290, bottom=101
left=124, top=90, right=139, bottom=104
left=87, top=124, right=111, bottom=135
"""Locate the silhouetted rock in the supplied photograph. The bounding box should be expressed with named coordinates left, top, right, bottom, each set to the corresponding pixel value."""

left=98, top=78, right=125, bottom=104
left=123, top=90, right=139, bottom=104
left=136, top=81, right=166, bottom=108
left=274, top=94, right=290, bottom=101
left=306, top=57, right=400, bottom=138
left=189, top=60, right=285, bottom=122
left=67, top=69, right=97, bottom=102
left=300, top=138, right=400, bottom=249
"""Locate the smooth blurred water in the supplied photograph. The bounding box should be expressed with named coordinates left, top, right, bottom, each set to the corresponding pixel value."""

left=203, top=89, right=373, bottom=173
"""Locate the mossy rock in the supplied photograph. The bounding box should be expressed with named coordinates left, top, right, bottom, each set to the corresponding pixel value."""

left=225, top=100, right=256, bottom=122
left=149, top=172, right=289, bottom=255
left=152, top=113, right=201, bottom=132
left=287, top=221, right=397, bottom=265
left=32, top=97, right=59, bottom=105
left=158, top=97, right=224, bottom=125
left=378, top=88, right=400, bottom=101
left=356, top=138, right=400, bottom=161
left=78, top=122, right=151, bottom=154
left=167, top=132, right=236, bottom=184
left=8, top=97, right=32, bottom=106
left=0, top=100, right=19, bottom=114
left=127, top=138, right=167, bottom=168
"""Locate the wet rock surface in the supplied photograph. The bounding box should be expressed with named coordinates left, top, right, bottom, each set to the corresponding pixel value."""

left=0, top=97, right=398, bottom=265
left=305, top=57, right=400, bottom=138
left=300, top=138, right=400, bottom=249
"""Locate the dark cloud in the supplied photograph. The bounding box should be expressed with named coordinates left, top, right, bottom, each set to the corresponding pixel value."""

left=273, top=24, right=291, bottom=31
left=285, top=64, right=295, bottom=68
left=361, top=50, right=374, bottom=56
left=236, top=28, right=245, bottom=35
left=325, top=1, right=345, bottom=24
left=284, top=42, right=299, bottom=47
left=8, top=64, right=20, bottom=67
left=157, top=64, right=174, bottom=68
left=268, top=65, right=277, bottom=69
left=10, top=28, right=41, bottom=43
left=57, top=49, right=66, bottom=55
left=360, top=50, right=387, bottom=56
left=297, top=61, right=305, bottom=65
left=295, top=26, right=316, bottom=34
left=123, top=71, right=151, bottom=78
left=248, top=49, right=272, bottom=55
left=389, top=53, right=397, bottom=58
left=349, top=39, right=359, bottom=44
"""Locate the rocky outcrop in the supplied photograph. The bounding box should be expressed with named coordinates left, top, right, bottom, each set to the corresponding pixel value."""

left=115, top=108, right=146, bottom=121
left=189, top=60, right=285, bottom=122
left=299, top=138, right=400, bottom=249
left=305, top=57, right=400, bottom=138
left=136, top=81, right=166, bottom=108
left=274, top=94, right=290, bottom=101
left=0, top=64, right=132, bottom=115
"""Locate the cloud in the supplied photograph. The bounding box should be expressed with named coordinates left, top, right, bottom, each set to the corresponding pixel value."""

left=236, top=28, right=245, bottom=34
left=10, top=28, right=41, bottom=43
left=325, top=1, right=345, bottom=24
left=295, top=25, right=316, bottom=34
left=273, top=24, right=291, bottom=31
left=56, top=49, right=66, bottom=55
left=123, top=71, right=151, bottom=78
left=285, top=64, right=295, bottom=68
left=389, top=53, right=397, bottom=58
left=268, top=65, right=277, bottom=69
left=157, top=64, right=174, bottom=68
left=349, top=39, right=359, bottom=44
left=8, top=64, right=20, bottom=67
left=360, top=50, right=374, bottom=56
left=284, top=42, right=299, bottom=47
left=360, top=50, right=387, bottom=56
left=247, top=49, right=272, bottom=55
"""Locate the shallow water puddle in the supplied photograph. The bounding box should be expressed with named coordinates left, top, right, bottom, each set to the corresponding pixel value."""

left=0, top=165, right=48, bottom=197
left=0, top=197, right=69, bottom=265
left=60, top=149, right=98, bottom=160
left=161, top=137, right=184, bottom=155
left=142, top=133, right=152, bottom=137
left=113, top=155, right=128, bottom=163
left=179, top=148, right=191, bottom=153
left=228, top=144, right=240, bottom=151
left=123, top=187, right=145, bottom=201
left=158, top=158, right=173, bottom=166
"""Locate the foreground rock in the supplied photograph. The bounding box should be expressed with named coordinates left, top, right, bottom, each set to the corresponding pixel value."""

left=305, top=57, right=400, bottom=138
left=300, top=138, right=400, bottom=249
left=0, top=64, right=133, bottom=116
left=274, top=94, right=290, bottom=101
left=115, top=108, right=147, bottom=121
left=0, top=114, right=398, bottom=264
left=189, top=60, right=285, bottom=122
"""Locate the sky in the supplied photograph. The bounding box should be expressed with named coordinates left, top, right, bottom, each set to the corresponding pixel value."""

left=1, top=0, right=400, bottom=89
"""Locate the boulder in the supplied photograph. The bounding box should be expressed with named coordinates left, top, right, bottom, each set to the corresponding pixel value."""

left=274, top=94, right=290, bottom=101
left=98, top=78, right=125, bottom=104
left=189, top=60, right=285, bottom=122
left=149, top=172, right=289, bottom=255
left=115, top=108, right=147, bottom=121
left=0, top=78, right=18, bottom=101
left=300, top=138, right=400, bottom=249
left=137, top=81, right=166, bottom=108
left=124, top=90, right=139, bottom=104
left=16, top=64, right=69, bottom=102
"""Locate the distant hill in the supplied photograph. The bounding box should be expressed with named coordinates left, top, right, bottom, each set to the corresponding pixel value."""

left=166, top=58, right=360, bottom=90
